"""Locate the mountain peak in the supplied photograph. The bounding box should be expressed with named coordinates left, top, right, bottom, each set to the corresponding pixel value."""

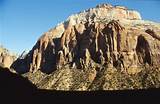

left=67, top=3, right=141, bottom=26
left=11, top=4, right=160, bottom=90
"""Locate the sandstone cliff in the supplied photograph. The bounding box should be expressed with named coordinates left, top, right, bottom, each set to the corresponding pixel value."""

left=11, top=4, right=160, bottom=90
left=0, top=46, right=17, bottom=68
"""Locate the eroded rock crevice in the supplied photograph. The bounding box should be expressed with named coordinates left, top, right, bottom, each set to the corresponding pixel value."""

left=136, top=35, right=152, bottom=65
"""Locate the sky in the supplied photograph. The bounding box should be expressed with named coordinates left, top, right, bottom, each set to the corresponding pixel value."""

left=0, top=0, right=160, bottom=54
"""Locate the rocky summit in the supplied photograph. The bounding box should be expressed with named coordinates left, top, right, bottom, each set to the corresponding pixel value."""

left=11, top=4, right=160, bottom=90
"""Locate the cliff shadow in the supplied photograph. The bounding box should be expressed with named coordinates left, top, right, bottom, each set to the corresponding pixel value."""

left=0, top=66, right=160, bottom=104
left=136, top=35, right=152, bottom=65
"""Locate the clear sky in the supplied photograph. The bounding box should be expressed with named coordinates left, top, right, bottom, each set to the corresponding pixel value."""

left=0, top=0, right=160, bottom=54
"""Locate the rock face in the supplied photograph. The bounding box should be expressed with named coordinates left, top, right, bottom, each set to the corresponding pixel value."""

left=11, top=4, right=160, bottom=90
left=0, top=46, right=17, bottom=68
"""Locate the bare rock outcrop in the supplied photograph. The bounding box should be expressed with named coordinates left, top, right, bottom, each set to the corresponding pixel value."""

left=11, top=4, right=160, bottom=90
left=0, top=46, right=17, bottom=68
left=11, top=4, right=160, bottom=75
